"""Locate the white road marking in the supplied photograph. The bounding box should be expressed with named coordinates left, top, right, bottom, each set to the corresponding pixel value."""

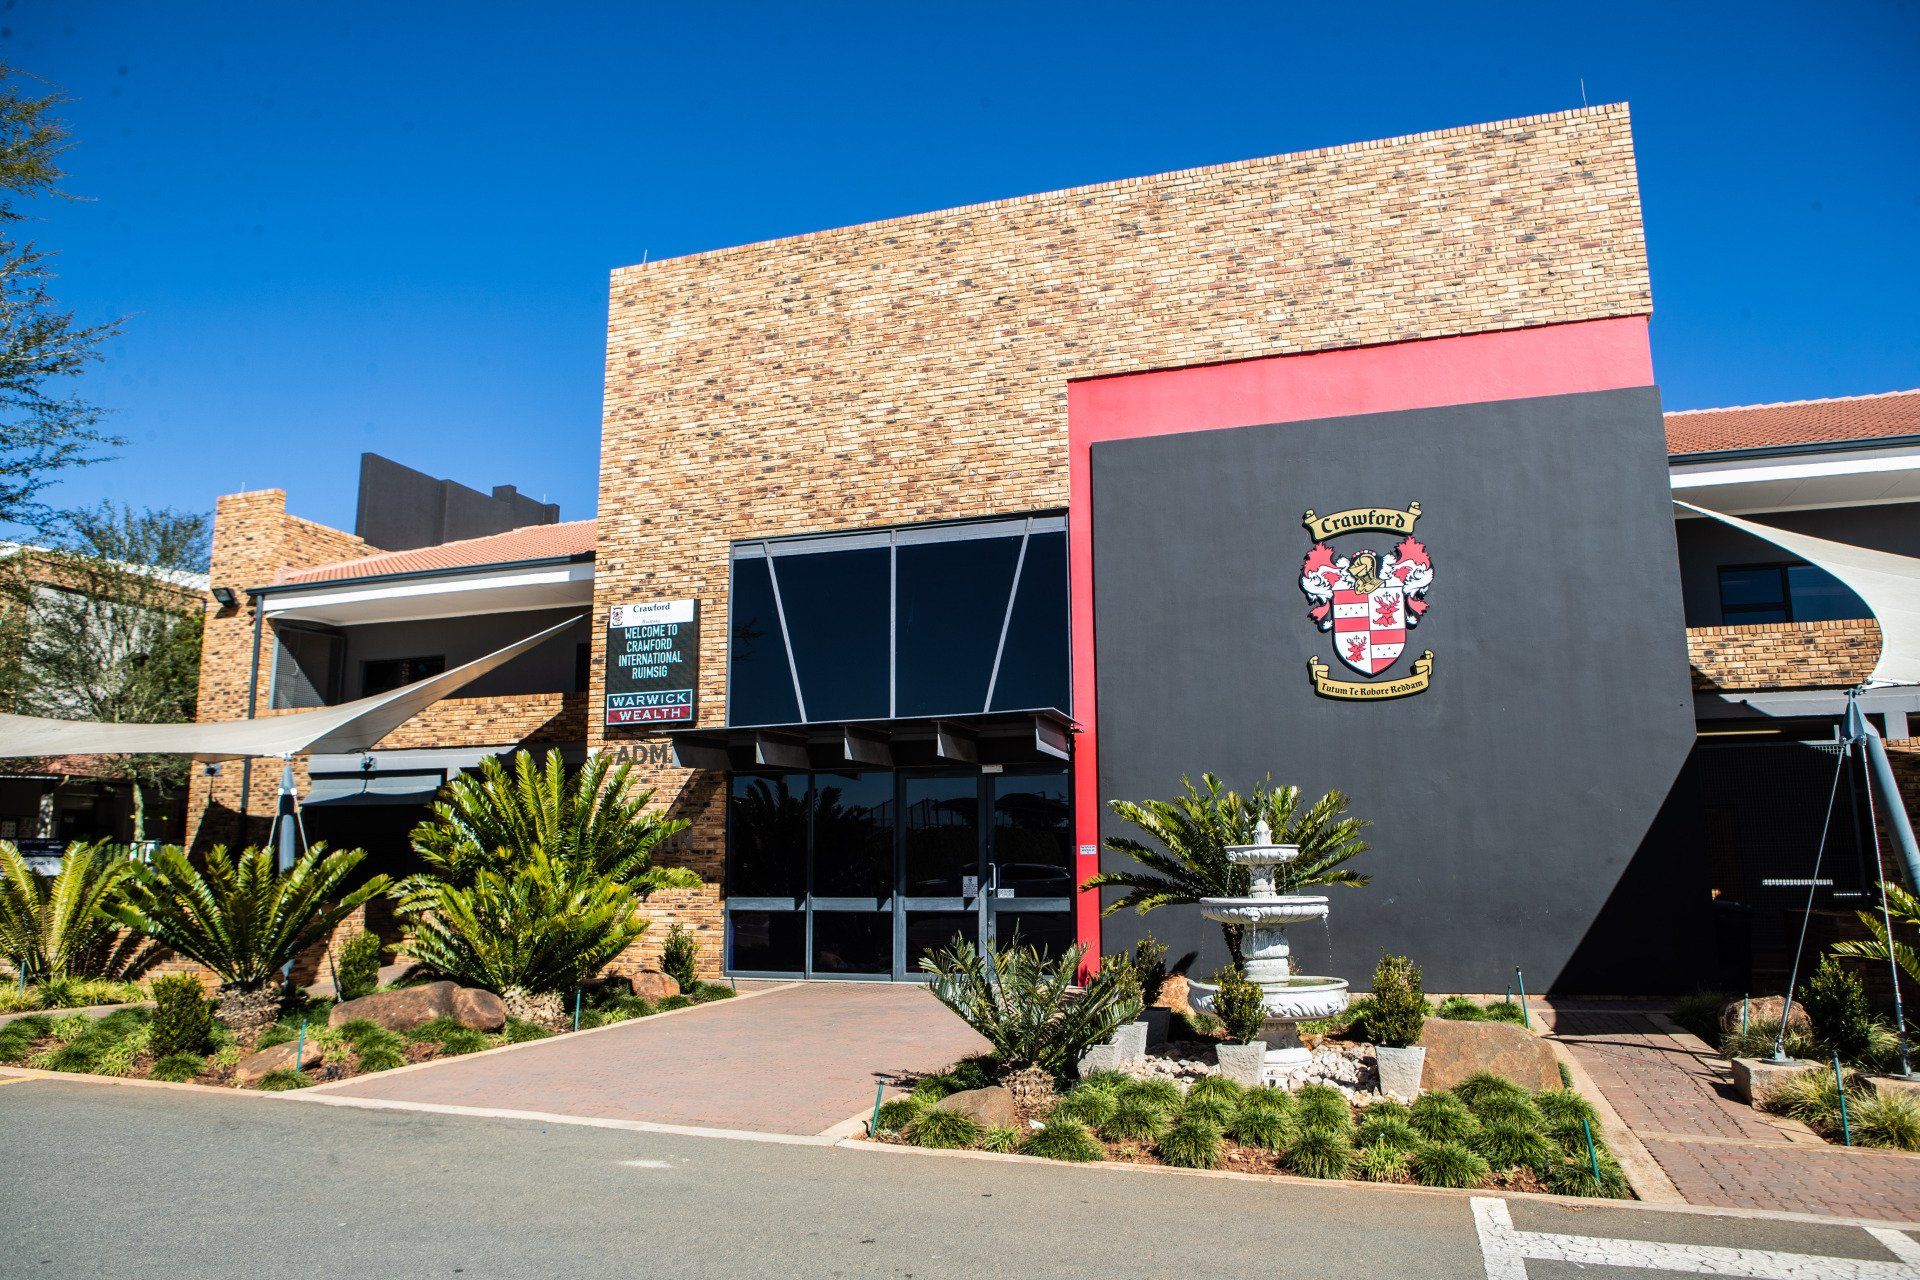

left=619, top=1159, right=673, bottom=1169
left=1472, top=1196, right=1920, bottom=1279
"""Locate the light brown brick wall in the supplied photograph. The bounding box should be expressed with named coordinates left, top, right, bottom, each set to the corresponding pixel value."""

left=591, top=106, right=1654, bottom=976
left=1687, top=619, right=1881, bottom=692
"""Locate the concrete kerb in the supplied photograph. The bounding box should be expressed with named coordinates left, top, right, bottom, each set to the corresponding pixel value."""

left=300, top=979, right=803, bottom=1093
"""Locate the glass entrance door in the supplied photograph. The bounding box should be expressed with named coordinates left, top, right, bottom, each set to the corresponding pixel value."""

left=901, top=772, right=982, bottom=976
left=985, top=771, right=1075, bottom=956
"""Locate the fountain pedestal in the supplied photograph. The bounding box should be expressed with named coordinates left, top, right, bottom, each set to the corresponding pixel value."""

left=1187, top=820, right=1348, bottom=1079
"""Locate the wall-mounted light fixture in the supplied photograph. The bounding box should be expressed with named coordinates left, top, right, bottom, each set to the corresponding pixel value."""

left=210, top=585, right=238, bottom=608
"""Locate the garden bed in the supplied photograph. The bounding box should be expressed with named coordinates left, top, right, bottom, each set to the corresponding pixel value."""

left=873, top=1060, right=1630, bottom=1198
left=0, top=980, right=736, bottom=1091
left=0, top=977, right=146, bottom=1015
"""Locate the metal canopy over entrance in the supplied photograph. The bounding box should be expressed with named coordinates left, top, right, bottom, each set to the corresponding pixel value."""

left=659, top=708, right=1073, bottom=773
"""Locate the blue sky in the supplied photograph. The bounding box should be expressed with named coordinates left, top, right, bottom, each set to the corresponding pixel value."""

left=10, top=2, right=1918, bottom=532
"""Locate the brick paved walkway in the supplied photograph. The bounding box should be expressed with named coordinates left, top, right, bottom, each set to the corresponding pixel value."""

left=307, top=981, right=988, bottom=1136
left=1546, top=1006, right=1920, bottom=1221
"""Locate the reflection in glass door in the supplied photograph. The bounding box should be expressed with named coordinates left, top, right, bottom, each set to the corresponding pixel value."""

left=901, top=772, right=983, bottom=975
left=986, top=771, right=1075, bottom=956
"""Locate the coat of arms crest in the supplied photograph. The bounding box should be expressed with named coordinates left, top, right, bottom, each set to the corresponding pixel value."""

left=1297, top=500, right=1436, bottom=700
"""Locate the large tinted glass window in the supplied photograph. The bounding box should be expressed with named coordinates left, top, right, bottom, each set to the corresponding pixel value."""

left=730, top=911, right=804, bottom=973
left=991, top=771, right=1072, bottom=899
left=728, top=557, right=800, bottom=726
left=727, top=773, right=808, bottom=898
left=988, top=531, right=1069, bottom=712
left=775, top=547, right=890, bottom=721
left=895, top=537, right=1020, bottom=717
left=811, top=771, right=894, bottom=900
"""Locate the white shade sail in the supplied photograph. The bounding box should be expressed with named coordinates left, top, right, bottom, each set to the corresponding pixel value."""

left=0, top=615, right=583, bottom=762
left=1677, top=500, right=1920, bottom=687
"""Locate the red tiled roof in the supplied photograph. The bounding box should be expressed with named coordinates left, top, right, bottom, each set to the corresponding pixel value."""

left=1666, top=389, right=1920, bottom=456
left=275, top=520, right=596, bottom=586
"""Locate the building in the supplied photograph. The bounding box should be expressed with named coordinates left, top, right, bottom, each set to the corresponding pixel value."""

left=186, top=106, right=1917, bottom=992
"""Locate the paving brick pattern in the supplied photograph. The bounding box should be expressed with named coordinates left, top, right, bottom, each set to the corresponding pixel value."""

left=1548, top=1007, right=1920, bottom=1222
left=310, top=982, right=988, bottom=1136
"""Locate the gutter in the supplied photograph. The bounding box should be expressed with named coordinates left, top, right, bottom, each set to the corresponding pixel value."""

left=248, top=550, right=595, bottom=598
left=1669, top=433, right=1920, bottom=467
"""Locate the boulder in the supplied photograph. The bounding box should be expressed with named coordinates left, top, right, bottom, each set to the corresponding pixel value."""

left=233, top=1038, right=325, bottom=1087
left=329, top=980, right=457, bottom=1032
left=1418, top=1018, right=1560, bottom=1093
left=936, top=1085, right=1018, bottom=1129
left=629, top=970, right=682, bottom=1003
left=1720, top=995, right=1810, bottom=1036
left=450, top=986, right=506, bottom=1031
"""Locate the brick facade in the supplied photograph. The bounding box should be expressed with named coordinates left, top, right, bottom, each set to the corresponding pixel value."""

left=590, top=106, right=1653, bottom=976
left=1687, top=619, right=1881, bottom=692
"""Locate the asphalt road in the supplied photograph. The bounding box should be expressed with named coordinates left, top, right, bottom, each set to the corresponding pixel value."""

left=2, top=1077, right=1917, bottom=1279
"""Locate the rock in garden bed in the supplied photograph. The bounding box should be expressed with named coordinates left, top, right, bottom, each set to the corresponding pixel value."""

left=328, top=980, right=504, bottom=1032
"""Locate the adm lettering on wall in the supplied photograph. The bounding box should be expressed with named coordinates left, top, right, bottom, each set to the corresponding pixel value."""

left=605, top=599, right=699, bottom=726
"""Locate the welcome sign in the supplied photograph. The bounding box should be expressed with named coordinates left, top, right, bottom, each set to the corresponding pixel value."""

left=604, top=599, right=698, bottom=726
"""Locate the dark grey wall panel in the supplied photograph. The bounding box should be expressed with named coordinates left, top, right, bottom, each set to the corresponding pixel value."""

left=356, top=453, right=561, bottom=551
left=1674, top=501, right=1920, bottom=625
left=1091, top=388, right=1706, bottom=993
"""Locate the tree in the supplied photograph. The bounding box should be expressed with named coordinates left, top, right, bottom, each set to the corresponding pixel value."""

left=6, top=503, right=208, bottom=833
left=0, top=64, right=123, bottom=537
left=1087, top=773, right=1371, bottom=967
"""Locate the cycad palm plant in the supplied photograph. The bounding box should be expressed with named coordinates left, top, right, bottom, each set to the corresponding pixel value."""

left=1088, top=774, right=1370, bottom=966
left=397, top=750, right=700, bottom=997
left=1833, top=880, right=1920, bottom=993
left=0, top=840, right=140, bottom=982
left=919, top=937, right=1141, bottom=1077
left=108, top=842, right=387, bottom=991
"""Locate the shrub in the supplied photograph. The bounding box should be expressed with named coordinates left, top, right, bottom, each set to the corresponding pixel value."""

left=1116, top=1077, right=1182, bottom=1111
left=980, top=1126, right=1022, bottom=1153
left=502, top=1018, right=552, bottom=1043
left=1475, top=1119, right=1557, bottom=1171
left=335, top=931, right=382, bottom=1002
left=875, top=1098, right=924, bottom=1132
left=661, top=924, right=699, bottom=993
left=1125, top=934, right=1169, bottom=1009
left=255, top=1067, right=311, bottom=1091
left=1546, top=1150, right=1630, bottom=1198
left=1355, top=1114, right=1421, bottom=1153
left=1799, top=955, right=1877, bottom=1064
left=1534, top=1089, right=1598, bottom=1129
left=1454, top=1071, right=1528, bottom=1109
left=1212, top=966, right=1267, bottom=1044
left=906, top=1107, right=983, bottom=1149
left=1410, top=1140, right=1490, bottom=1189
left=1293, top=1083, right=1352, bottom=1133
left=1053, top=1085, right=1118, bottom=1129
left=1354, top=1144, right=1408, bottom=1182
left=148, top=974, right=216, bottom=1058
left=1023, top=1117, right=1105, bottom=1162
left=1187, top=1073, right=1245, bottom=1107
left=1364, top=955, right=1425, bottom=1048
left=1102, top=1094, right=1172, bottom=1142
left=920, top=937, right=1141, bottom=1077
left=1287, top=1126, right=1354, bottom=1179
left=0, top=841, right=142, bottom=983
left=1851, top=1090, right=1920, bottom=1151
left=1156, top=1114, right=1223, bottom=1169
left=406, top=1018, right=489, bottom=1056
left=149, top=1052, right=207, bottom=1083
left=111, top=843, right=387, bottom=993
left=1409, top=1091, right=1478, bottom=1142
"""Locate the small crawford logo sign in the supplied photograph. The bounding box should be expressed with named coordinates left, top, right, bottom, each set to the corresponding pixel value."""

left=1297, top=501, right=1435, bottom=700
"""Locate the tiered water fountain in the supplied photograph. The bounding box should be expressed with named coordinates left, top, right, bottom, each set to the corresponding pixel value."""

left=1187, top=818, right=1349, bottom=1081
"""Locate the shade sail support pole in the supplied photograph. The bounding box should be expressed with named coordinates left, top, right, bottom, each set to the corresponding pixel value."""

left=1850, top=692, right=1920, bottom=891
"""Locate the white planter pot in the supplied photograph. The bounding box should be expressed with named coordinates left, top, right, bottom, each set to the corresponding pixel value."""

left=1215, top=1041, right=1268, bottom=1087
left=1110, top=1020, right=1148, bottom=1065
left=1375, top=1044, right=1427, bottom=1099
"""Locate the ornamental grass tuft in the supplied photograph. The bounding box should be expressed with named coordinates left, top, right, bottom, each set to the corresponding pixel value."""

left=1156, top=1114, right=1224, bottom=1169
left=1354, top=1114, right=1421, bottom=1154
left=502, top=1018, right=552, bottom=1044
left=1533, top=1088, right=1598, bottom=1128
left=1759, top=1068, right=1854, bottom=1131
left=1187, top=1073, right=1245, bottom=1107
left=906, top=1106, right=983, bottom=1150
left=875, top=1097, right=924, bottom=1132
left=979, top=1126, right=1023, bottom=1153
left=1292, top=1083, right=1352, bottom=1132
left=337, top=1019, right=406, bottom=1074
left=1851, top=1090, right=1920, bottom=1151
left=1409, top=1091, right=1479, bottom=1143
left=1410, top=1140, right=1490, bottom=1189
left=149, top=1052, right=207, bottom=1083
left=406, top=1018, right=490, bottom=1056
left=1179, top=1093, right=1235, bottom=1127
left=1359, top=1097, right=1409, bottom=1125
left=1023, top=1117, right=1105, bottom=1163
left=1101, top=1094, right=1172, bottom=1143
left=1354, top=1144, right=1408, bottom=1182
left=911, top=1072, right=965, bottom=1104
left=255, top=1067, right=311, bottom=1091
left=1546, top=1150, right=1630, bottom=1198
left=1471, top=1092, right=1543, bottom=1129
left=1474, top=1118, right=1558, bottom=1172
left=1076, top=1068, right=1132, bottom=1093
left=1053, top=1085, right=1118, bottom=1129
left=1230, top=1102, right=1293, bottom=1151
left=1117, top=1077, right=1183, bottom=1111
left=1454, top=1070, right=1528, bottom=1109
left=1285, top=1126, right=1353, bottom=1180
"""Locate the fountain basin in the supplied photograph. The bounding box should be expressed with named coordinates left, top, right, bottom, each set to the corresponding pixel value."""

left=1197, top=894, right=1329, bottom=927
left=1186, top=974, right=1349, bottom=1023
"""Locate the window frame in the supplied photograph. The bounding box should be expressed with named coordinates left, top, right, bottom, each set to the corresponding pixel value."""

left=1716, top=560, right=1869, bottom=625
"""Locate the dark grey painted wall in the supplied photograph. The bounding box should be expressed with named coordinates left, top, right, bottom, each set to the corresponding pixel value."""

left=1091, top=388, right=1707, bottom=994
left=355, top=453, right=561, bottom=552
left=1675, top=501, right=1920, bottom=625
left=271, top=608, right=587, bottom=707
